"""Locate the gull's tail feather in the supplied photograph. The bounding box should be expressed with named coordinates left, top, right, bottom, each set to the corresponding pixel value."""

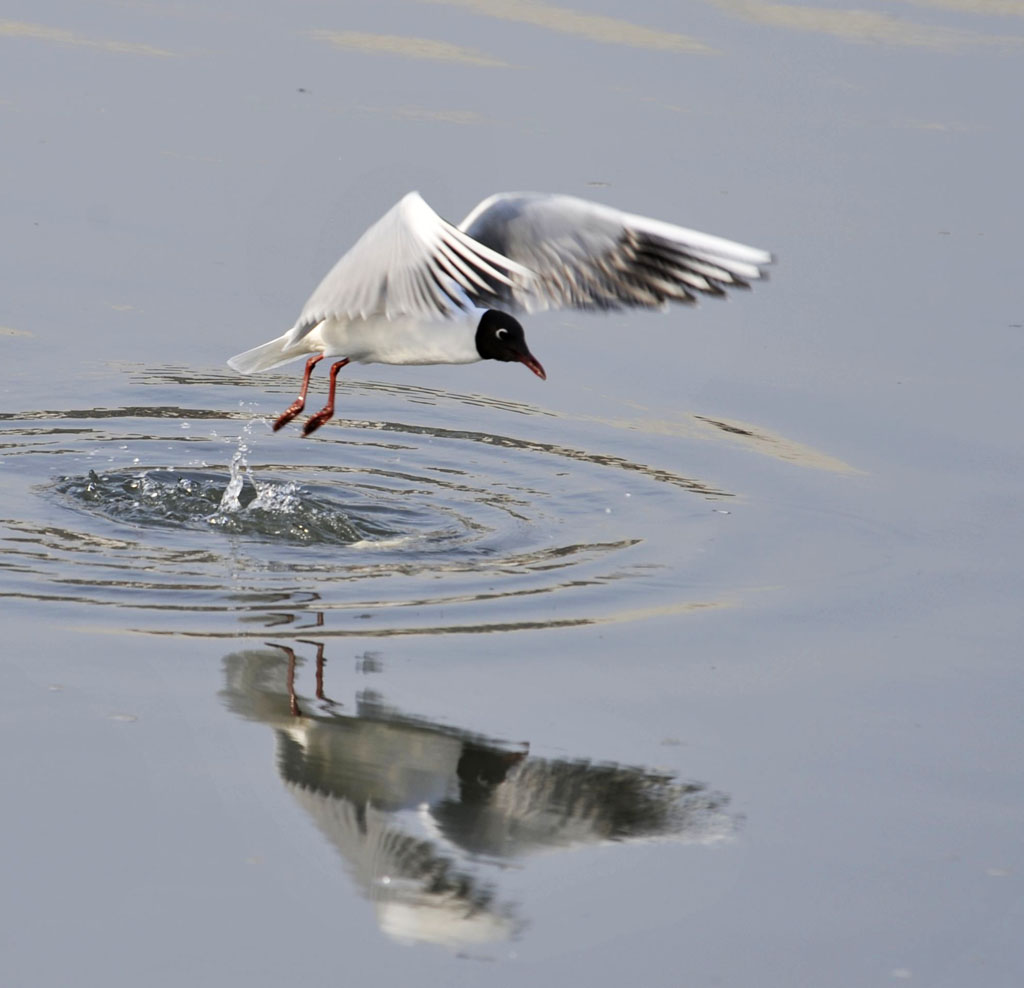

left=227, top=334, right=309, bottom=375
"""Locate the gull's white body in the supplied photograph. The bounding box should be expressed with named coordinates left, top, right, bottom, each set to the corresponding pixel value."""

left=228, top=190, right=772, bottom=378
left=228, top=309, right=484, bottom=374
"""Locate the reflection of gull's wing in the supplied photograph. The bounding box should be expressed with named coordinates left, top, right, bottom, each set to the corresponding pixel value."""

left=434, top=757, right=735, bottom=858
left=460, top=192, right=771, bottom=314
left=286, top=784, right=520, bottom=948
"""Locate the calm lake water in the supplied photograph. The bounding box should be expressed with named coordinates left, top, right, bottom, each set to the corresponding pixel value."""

left=2, top=2, right=1023, bottom=985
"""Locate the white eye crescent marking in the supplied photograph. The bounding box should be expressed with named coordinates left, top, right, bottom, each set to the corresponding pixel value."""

left=496, top=327, right=508, bottom=339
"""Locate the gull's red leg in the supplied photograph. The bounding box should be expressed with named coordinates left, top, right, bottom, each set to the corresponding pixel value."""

left=273, top=355, right=324, bottom=432
left=303, top=358, right=350, bottom=436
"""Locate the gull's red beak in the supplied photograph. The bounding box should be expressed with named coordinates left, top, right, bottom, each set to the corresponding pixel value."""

left=518, top=351, right=547, bottom=381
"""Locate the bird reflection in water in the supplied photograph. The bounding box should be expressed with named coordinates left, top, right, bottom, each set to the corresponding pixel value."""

left=221, top=645, right=735, bottom=951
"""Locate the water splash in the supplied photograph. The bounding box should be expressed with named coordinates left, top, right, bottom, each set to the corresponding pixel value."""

left=53, top=462, right=368, bottom=545
left=216, top=445, right=249, bottom=514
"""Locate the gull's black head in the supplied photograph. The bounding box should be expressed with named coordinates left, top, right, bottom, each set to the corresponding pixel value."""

left=474, top=310, right=546, bottom=380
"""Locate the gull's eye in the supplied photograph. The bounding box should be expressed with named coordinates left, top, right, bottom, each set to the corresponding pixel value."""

left=496, top=327, right=508, bottom=340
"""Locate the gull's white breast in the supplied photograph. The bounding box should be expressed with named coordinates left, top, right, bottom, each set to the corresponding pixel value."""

left=304, top=309, right=484, bottom=367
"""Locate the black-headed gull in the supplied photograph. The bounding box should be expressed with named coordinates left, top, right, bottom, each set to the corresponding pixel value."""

left=228, top=191, right=771, bottom=435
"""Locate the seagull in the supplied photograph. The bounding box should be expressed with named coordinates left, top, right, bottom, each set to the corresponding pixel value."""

left=227, top=191, right=772, bottom=435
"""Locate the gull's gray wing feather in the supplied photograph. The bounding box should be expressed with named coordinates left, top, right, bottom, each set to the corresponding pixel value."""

left=286, top=192, right=533, bottom=343
left=458, top=193, right=772, bottom=315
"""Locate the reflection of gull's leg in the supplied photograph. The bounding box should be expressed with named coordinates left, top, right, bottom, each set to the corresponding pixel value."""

left=303, top=358, right=351, bottom=436
left=273, top=355, right=323, bottom=432
left=266, top=642, right=302, bottom=717
left=298, top=639, right=341, bottom=709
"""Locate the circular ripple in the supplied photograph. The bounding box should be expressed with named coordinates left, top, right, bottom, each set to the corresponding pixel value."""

left=1, top=368, right=734, bottom=637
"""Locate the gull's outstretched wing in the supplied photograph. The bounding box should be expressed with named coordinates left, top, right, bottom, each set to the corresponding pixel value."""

left=287, top=192, right=532, bottom=342
left=459, top=192, right=772, bottom=314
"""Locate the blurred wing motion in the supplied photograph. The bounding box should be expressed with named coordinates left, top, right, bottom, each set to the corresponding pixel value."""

left=289, top=191, right=534, bottom=342
left=459, top=192, right=772, bottom=314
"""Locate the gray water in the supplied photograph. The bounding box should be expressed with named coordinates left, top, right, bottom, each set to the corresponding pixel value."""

left=2, top=2, right=1023, bottom=985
